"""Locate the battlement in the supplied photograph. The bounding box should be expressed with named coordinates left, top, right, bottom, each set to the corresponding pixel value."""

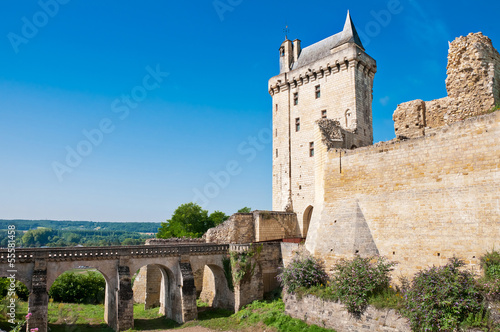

left=394, top=32, right=500, bottom=139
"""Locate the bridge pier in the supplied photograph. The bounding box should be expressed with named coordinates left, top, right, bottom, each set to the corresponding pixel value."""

left=116, top=265, right=134, bottom=331
left=104, top=273, right=118, bottom=330
left=28, top=262, right=48, bottom=332
left=179, top=261, right=197, bottom=322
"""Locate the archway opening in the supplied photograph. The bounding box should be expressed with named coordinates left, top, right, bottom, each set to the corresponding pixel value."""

left=132, top=264, right=179, bottom=327
left=47, top=267, right=111, bottom=331
left=193, top=262, right=234, bottom=316
left=303, top=205, right=314, bottom=238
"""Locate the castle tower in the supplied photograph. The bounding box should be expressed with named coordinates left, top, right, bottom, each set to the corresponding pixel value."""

left=268, top=12, right=377, bottom=237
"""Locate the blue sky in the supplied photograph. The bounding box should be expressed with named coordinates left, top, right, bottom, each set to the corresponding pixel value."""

left=0, top=0, right=499, bottom=222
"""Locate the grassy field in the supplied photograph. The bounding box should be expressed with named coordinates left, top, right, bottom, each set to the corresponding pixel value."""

left=0, top=298, right=335, bottom=332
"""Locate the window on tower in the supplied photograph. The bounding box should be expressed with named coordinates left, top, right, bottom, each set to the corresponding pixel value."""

left=293, top=92, right=299, bottom=105
left=309, top=142, right=314, bottom=157
left=295, top=118, right=300, bottom=132
left=321, top=110, right=327, bottom=118
left=315, top=85, right=321, bottom=99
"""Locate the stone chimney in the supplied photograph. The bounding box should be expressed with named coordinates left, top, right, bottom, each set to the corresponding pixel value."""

left=293, top=39, right=301, bottom=62
left=279, top=39, right=293, bottom=73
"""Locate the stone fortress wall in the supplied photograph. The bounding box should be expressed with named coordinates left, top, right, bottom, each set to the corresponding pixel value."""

left=306, top=32, right=500, bottom=277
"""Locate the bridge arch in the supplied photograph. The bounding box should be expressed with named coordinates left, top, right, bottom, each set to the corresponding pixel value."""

left=131, top=262, right=180, bottom=321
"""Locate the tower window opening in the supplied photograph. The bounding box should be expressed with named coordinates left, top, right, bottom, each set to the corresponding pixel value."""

left=280, top=47, right=285, bottom=57
left=293, top=92, right=299, bottom=105
left=309, top=142, right=314, bottom=157
left=276, top=149, right=278, bottom=158
left=315, top=85, right=321, bottom=99
left=321, top=110, right=327, bottom=118
left=345, top=110, right=352, bottom=127
left=295, top=118, right=300, bottom=132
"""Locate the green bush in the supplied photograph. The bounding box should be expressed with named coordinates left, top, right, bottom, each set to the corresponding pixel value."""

left=480, top=250, right=500, bottom=280
left=401, top=257, right=483, bottom=332
left=277, top=254, right=328, bottom=293
left=332, top=255, right=395, bottom=315
left=49, top=271, right=105, bottom=304
left=0, top=279, right=29, bottom=301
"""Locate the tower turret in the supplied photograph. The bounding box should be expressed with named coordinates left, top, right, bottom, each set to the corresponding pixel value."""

left=279, top=39, right=293, bottom=73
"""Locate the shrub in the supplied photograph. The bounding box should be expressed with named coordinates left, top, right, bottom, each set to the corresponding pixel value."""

left=401, top=257, right=483, bottom=332
left=277, top=254, right=328, bottom=293
left=480, top=249, right=500, bottom=280
left=332, top=255, right=395, bottom=315
left=49, top=271, right=105, bottom=304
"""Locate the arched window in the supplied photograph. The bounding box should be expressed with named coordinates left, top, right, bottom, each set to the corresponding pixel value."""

left=345, top=109, right=352, bottom=127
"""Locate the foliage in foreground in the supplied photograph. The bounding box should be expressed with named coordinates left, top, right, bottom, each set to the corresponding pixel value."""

left=332, top=255, right=396, bottom=315
left=280, top=254, right=396, bottom=316
left=401, top=257, right=483, bottom=332
left=277, top=254, right=329, bottom=293
left=49, top=271, right=105, bottom=304
left=0, top=280, right=29, bottom=301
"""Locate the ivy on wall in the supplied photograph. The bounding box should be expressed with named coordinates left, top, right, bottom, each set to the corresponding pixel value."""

left=230, top=244, right=263, bottom=284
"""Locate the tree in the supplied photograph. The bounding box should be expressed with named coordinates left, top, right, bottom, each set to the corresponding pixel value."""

left=157, top=203, right=214, bottom=238
left=238, top=207, right=252, bottom=213
left=21, top=228, right=55, bottom=247
left=209, top=211, right=229, bottom=226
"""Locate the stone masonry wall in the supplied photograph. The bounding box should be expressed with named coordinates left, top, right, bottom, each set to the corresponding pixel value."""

left=204, top=213, right=255, bottom=244
left=284, top=292, right=410, bottom=332
left=394, top=33, right=500, bottom=138
left=307, top=111, right=500, bottom=277
left=254, top=211, right=301, bottom=242
left=204, top=211, right=300, bottom=244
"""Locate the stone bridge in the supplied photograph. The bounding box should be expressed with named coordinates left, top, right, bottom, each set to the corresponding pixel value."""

left=0, top=244, right=239, bottom=332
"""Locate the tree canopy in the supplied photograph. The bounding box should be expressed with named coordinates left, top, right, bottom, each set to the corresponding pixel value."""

left=237, top=207, right=252, bottom=213
left=156, top=203, right=229, bottom=239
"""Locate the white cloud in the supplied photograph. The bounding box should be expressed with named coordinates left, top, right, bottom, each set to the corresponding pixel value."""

left=380, top=96, right=390, bottom=106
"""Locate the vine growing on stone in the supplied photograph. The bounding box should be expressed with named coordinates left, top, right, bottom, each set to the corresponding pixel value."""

left=230, top=244, right=263, bottom=284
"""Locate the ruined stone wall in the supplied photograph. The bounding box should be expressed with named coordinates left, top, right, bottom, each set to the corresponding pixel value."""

left=204, top=213, right=255, bottom=244
left=284, top=292, right=410, bottom=332
left=307, top=111, right=500, bottom=277
left=394, top=33, right=500, bottom=138
left=204, top=211, right=300, bottom=244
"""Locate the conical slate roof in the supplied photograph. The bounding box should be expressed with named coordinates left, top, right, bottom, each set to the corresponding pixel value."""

left=339, top=11, right=364, bottom=49
left=291, top=12, right=364, bottom=71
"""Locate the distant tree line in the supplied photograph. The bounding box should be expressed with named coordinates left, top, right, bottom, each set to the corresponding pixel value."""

left=0, top=219, right=161, bottom=233
left=0, top=228, right=149, bottom=248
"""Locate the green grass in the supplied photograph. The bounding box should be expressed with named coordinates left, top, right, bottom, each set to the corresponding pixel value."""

left=1, top=297, right=336, bottom=332
left=182, top=299, right=335, bottom=332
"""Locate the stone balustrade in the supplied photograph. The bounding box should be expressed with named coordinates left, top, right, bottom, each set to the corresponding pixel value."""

left=0, top=243, right=229, bottom=263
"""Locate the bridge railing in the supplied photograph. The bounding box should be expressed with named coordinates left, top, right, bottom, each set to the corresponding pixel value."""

left=0, top=244, right=229, bottom=263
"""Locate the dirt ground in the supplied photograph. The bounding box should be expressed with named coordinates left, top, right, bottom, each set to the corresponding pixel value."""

left=160, top=328, right=219, bottom=332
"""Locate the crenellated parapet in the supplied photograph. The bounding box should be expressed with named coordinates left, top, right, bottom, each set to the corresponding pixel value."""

left=269, top=57, right=376, bottom=96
